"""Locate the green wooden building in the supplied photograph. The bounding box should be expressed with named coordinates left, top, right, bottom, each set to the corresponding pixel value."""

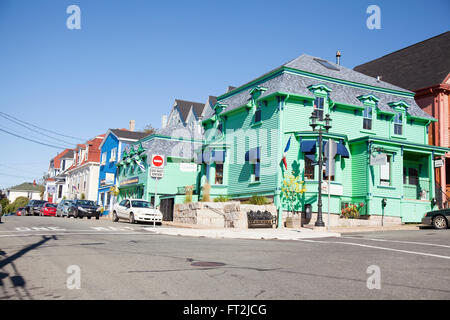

left=196, top=54, right=449, bottom=225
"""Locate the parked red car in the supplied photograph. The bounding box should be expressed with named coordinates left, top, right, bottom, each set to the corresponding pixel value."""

left=15, top=207, right=24, bottom=216
left=40, top=203, right=57, bottom=216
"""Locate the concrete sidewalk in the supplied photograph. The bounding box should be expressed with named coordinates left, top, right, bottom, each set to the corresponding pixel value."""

left=143, top=226, right=340, bottom=240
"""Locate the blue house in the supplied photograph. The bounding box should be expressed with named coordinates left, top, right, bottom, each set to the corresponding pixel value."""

left=97, top=128, right=149, bottom=215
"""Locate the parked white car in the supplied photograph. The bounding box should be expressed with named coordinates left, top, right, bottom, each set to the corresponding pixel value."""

left=112, top=199, right=162, bottom=224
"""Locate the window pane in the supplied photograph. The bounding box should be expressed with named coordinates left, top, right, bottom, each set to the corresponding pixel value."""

left=305, top=156, right=315, bottom=180
left=215, top=163, right=223, bottom=185
left=363, top=118, right=372, bottom=130
left=254, top=109, right=261, bottom=123
left=394, top=124, right=402, bottom=135
left=408, top=168, right=418, bottom=186
left=380, top=156, right=390, bottom=185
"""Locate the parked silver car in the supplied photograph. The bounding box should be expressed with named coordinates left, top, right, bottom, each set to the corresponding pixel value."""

left=56, top=200, right=73, bottom=217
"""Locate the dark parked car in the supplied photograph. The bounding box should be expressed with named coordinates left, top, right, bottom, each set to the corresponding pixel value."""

left=422, top=208, right=450, bottom=229
left=67, top=200, right=101, bottom=219
left=24, top=200, right=47, bottom=216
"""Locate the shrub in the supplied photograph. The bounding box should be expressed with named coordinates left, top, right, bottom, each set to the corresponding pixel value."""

left=248, top=195, right=270, bottom=205
left=0, top=198, right=10, bottom=215
left=6, top=197, right=29, bottom=214
left=81, top=193, right=86, bottom=200
left=201, top=183, right=211, bottom=202
left=184, top=185, right=193, bottom=203
left=213, top=195, right=229, bottom=202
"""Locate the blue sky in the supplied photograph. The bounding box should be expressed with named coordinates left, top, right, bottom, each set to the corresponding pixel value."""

left=0, top=0, right=448, bottom=189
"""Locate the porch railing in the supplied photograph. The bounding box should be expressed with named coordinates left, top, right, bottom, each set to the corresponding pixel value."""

left=435, top=182, right=449, bottom=209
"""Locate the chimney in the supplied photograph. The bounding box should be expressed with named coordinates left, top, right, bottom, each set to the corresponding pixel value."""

left=161, top=115, right=168, bottom=129
left=336, top=50, right=341, bottom=65
left=376, top=75, right=382, bottom=82
left=129, top=120, right=135, bottom=132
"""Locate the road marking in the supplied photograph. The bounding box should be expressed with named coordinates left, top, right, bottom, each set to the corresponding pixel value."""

left=14, top=227, right=67, bottom=232
left=340, top=236, right=450, bottom=249
left=298, top=239, right=450, bottom=260
left=0, top=232, right=144, bottom=238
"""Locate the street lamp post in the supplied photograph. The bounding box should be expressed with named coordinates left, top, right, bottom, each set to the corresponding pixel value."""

left=309, top=112, right=332, bottom=227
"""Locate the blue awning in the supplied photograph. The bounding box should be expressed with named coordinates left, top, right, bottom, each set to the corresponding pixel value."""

left=195, top=152, right=203, bottom=164
left=301, top=141, right=316, bottom=153
left=212, top=150, right=226, bottom=164
left=203, top=151, right=213, bottom=164
left=304, top=154, right=316, bottom=162
left=336, top=142, right=350, bottom=158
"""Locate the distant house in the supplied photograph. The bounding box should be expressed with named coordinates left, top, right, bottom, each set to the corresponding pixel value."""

left=65, top=134, right=105, bottom=201
left=354, top=31, right=450, bottom=206
left=97, top=127, right=150, bottom=215
left=6, top=182, right=43, bottom=203
left=44, top=148, right=74, bottom=203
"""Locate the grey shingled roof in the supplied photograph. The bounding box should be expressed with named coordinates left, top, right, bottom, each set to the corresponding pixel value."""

left=354, top=31, right=450, bottom=91
left=110, top=129, right=150, bottom=141
left=175, top=99, right=205, bottom=123
left=203, top=54, right=433, bottom=120
left=8, top=182, right=43, bottom=192
left=142, top=137, right=201, bottom=160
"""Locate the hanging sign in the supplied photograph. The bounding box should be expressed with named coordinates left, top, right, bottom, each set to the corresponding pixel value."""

left=434, top=159, right=444, bottom=168
left=370, top=153, right=387, bottom=166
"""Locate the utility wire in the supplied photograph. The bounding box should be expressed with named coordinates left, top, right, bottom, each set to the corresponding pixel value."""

left=0, top=164, right=43, bottom=176
left=0, top=124, right=73, bottom=149
left=0, top=128, right=68, bottom=150
left=0, top=172, right=40, bottom=180
left=0, top=110, right=86, bottom=141
left=0, top=112, right=77, bottom=146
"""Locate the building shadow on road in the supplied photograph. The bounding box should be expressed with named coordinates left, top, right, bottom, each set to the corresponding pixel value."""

left=0, top=235, right=56, bottom=300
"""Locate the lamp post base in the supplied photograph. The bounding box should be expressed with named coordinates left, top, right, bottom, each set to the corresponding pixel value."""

left=314, top=220, right=325, bottom=227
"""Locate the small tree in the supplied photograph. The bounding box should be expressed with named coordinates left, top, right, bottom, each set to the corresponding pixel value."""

left=281, top=171, right=306, bottom=215
left=142, top=124, right=157, bottom=135
left=81, top=193, right=86, bottom=200
left=6, top=196, right=29, bottom=214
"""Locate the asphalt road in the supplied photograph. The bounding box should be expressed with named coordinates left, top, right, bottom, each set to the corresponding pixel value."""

left=0, top=215, right=449, bottom=300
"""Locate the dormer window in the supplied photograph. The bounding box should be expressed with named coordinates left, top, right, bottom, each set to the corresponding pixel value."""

left=308, top=84, right=332, bottom=122
left=363, top=105, right=373, bottom=130
left=314, top=97, right=325, bottom=121
left=254, top=108, right=262, bottom=123
left=388, top=101, right=409, bottom=138
left=394, top=112, right=403, bottom=135
left=358, top=94, right=380, bottom=132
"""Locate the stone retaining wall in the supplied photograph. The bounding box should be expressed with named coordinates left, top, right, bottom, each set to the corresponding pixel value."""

left=173, top=202, right=277, bottom=228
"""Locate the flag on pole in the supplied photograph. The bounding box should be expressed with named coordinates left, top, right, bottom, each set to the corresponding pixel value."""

left=135, top=158, right=146, bottom=171
left=282, top=136, right=291, bottom=170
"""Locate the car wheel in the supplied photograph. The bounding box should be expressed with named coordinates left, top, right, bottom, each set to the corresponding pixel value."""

left=433, top=215, right=448, bottom=229
left=129, top=213, right=135, bottom=224
left=87, top=216, right=91, bottom=219
left=95, top=215, right=100, bottom=220
left=112, top=211, right=119, bottom=222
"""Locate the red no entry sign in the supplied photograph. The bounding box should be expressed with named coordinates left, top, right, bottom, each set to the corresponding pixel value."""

left=151, top=154, right=164, bottom=168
